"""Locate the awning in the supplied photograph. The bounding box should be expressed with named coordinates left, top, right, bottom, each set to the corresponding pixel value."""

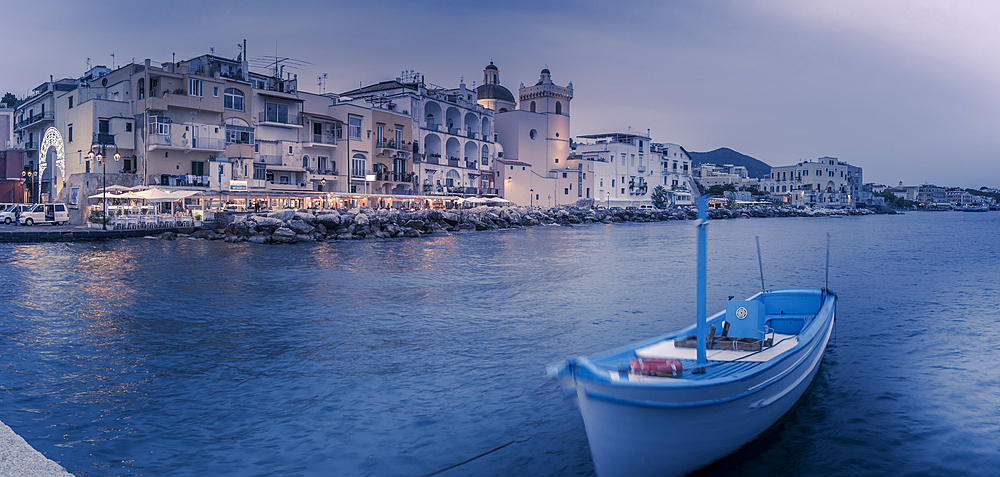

left=303, top=113, right=342, bottom=123
left=257, top=91, right=304, bottom=102
left=266, top=165, right=307, bottom=172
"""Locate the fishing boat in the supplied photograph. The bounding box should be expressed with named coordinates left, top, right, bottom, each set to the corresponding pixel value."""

left=549, top=197, right=837, bottom=477
left=954, top=205, right=989, bottom=212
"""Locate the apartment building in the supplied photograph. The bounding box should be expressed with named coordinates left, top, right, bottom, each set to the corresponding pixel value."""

left=652, top=143, right=694, bottom=205
left=762, top=157, right=862, bottom=208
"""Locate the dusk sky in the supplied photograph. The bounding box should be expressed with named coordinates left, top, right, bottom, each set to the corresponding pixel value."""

left=3, top=0, right=998, bottom=188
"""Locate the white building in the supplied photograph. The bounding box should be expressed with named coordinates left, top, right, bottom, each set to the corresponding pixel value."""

left=762, top=156, right=862, bottom=208
left=343, top=68, right=500, bottom=197
left=494, top=68, right=574, bottom=206
left=652, top=142, right=694, bottom=205
left=573, top=132, right=654, bottom=208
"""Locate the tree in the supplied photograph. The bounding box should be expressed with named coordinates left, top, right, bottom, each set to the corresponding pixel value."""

left=875, top=190, right=913, bottom=208
left=706, top=183, right=736, bottom=196
left=1, top=92, right=21, bottom=108
left=651, top=185, right=669, bottom=209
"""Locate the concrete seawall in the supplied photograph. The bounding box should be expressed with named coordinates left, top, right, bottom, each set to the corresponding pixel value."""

left=0, top=420, right=73, bottom=476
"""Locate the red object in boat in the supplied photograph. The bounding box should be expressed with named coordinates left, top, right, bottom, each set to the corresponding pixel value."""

left=629, top=358, right=683, bottom=377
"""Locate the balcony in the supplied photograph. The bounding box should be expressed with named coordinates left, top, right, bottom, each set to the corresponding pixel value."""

left=14, top=111, right=55, bottom=130
left=422, top=154, right=441, bottom=164
left=373, top=171, right=414, bottom=183
left=446, top=186, right=478, bottom=196
left=151, top=174, right=211, bottom=187
left=448, top=158, right=460, bottom=167
left=149, top=133, right=225, bottom=151
left=22, top=141, right=37, bottom=150
left=258, top=154, right=282, bottom=165
left=266, top=181, right=312, bottom=191
left=258, top=112, right=303, bottom=128
left=307, top=133, right=337, bottom=146
left=146, top=94, right=224, bottom=113
left=465, top=161, right=478, bottom=169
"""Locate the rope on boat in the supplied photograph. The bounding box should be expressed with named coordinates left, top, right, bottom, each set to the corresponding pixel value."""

left=416, top=439, right=518, bottom=477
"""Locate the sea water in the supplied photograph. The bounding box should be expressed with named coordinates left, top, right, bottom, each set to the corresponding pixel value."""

left=0, top=211, right=998, bottom=476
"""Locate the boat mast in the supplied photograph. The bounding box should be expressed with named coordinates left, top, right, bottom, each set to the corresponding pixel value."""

left=696, top=195, right=708, bottom=364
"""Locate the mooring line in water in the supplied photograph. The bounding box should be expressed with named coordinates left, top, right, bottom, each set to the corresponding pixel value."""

left=417, top=439, right=517, bottom=477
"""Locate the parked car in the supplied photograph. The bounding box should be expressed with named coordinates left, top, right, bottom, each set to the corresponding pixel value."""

left=20, top=203, right=69, bottom=226
left=0, top=204, right=32, bottom=224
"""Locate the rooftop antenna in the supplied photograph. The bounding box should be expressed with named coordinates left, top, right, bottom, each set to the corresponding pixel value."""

left=86, top=57, right=91, bottom=72
left=755, top=236, right=765, bottom=291
left=317, top=73, right=327, bottom=93
left=110, top=51, right=115, bottom=69
left=210, top=47, right=215, bottom=56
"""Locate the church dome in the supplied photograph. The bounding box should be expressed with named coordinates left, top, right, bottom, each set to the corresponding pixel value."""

left=541, top=68, right=550, bottom=74
left=486, top=62, right=498, bottom=71
left=476, top=83, right=515, bottom=103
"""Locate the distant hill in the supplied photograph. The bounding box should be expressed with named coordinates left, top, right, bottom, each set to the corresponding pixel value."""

left=688, top=148, right=771, bottom=179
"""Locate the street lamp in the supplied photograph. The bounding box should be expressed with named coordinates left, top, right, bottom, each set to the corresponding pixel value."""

left=320, top=179, right=327, bottom=209
left=87, top=136, right=120, bottom=230
left=21, top=167, right=37, bottom=203
left=606, top=191, right=610, bottom=209
left=530, top=188, right=534, bottom=207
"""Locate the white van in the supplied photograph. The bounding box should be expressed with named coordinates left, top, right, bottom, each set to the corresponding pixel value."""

left=0, top=204, right=32, bottom=224
left=20, top=203, right=69, bottom=226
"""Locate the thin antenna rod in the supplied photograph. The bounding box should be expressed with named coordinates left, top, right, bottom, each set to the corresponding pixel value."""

left=825, top=232, right=831, bottom=291
left=755, top=236, right=765, bottom=291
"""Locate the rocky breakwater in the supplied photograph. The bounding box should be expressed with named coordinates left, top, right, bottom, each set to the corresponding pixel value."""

left=220, top=204, right=875, bottom=244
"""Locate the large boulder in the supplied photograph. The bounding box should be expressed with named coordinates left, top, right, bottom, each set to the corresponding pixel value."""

left=268, top=209, right=295, bottom=222
left=315, top=212, right=342, bottom=227
left=191, top=229, right=224, bottom=240
left=271, top=227, right=297, bottom=244
left=404, top=219, right=425, bottom=231
left=252, top=216, right=285, bottom=232
left=355, top=213, right=370, bottom=227
left=294, top=211, right=316, bottom=223
left=288, top=219, right=315, bottom=235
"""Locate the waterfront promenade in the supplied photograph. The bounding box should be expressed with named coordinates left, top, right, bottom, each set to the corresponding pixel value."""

left=0, top=224, right=197, bottom=243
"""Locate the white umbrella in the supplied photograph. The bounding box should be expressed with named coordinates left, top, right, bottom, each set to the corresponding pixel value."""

left=97, top=185, right=131, bottom=192
left=134, top=189, right=173, bottom=201
left=88, top=191, right=141, bottom=200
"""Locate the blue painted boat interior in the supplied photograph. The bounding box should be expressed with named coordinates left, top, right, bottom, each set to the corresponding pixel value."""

left=571, top=288, right=834, bottom=385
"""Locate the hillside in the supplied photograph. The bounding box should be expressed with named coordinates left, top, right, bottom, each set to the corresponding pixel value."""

left=688, top=147, right=771, bottom=179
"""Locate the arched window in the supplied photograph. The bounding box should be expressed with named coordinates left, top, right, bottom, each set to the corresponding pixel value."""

left=224, top=88, right=244, bottom=111
left=530, top=101, right=536, bottom=113
left=555, top=101, right=562, bottom=114
left=302, top=155, right=310, bottom=168
left=225, top=117, right=254, bottom=144
left=351, top=153, right=367, bottom=178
